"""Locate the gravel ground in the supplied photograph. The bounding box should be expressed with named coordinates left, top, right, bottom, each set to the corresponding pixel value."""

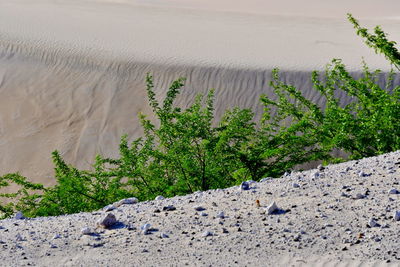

left=0, top=151, right=399, bottom=267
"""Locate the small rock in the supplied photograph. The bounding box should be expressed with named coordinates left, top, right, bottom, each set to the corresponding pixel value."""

left=160, top=233, right=169, bottom=238
left=96, top=213, right=117, bottom=229
left=162, top=205, right=176, bottom=211
left=317, top=164, right=325, bottom=171
left=368, top=218, right=380, bottom=228
left=193, top=206, right=206, bottom=211
left=141, top=223, right=151, bottom=231
left=358, top=171, right=367, bottom=177
left=202, top=231, right=213, bottom=237
left=155, top=196, right=165, bottom=201
left=114, top=197, right=138, bottom=207
left=81, top=227, right=94, bottom=235
left=312, top=172, right=320, bottom=179
left=222, top=228, right=229, bottom=234
left=354, top=193, right=366, bottom=199
left=52, top=234, right=61, bottom=240
left=265, top=201, right=279, bottom=215
left=49, top=244, right=57, bottom=249
left=388, top=188, right=399, bottom=194
left=14, top=211, right=25, bottom=220
left=240, top=181, right=250, bottom=191
left=260, top=177, right=272, bottom=183
left=293, top=234, right=301, bottom=242
left=15, top=233, right=25, bottom=241
left=292, top=183, right=300, bottom=188
left=216, top=211, right=225, bottom=219
left=200, top=212, right=208, bottom=217
left=103, top=205, right=116, bottom=212
left=394, top=211, right=400, bottom=221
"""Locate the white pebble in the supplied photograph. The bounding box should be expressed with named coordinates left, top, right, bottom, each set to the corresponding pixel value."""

left=265, top=201, right=279, bottom=215
left=141, top=223, right=151, bottom=231
left=155, top=196, right=165, bottom=201
left=201, top=231, right=213, bottom=237
left=81, top=227, right=93, bottom=235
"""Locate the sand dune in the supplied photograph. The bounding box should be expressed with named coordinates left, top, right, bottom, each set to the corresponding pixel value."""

left=0, top=0, right=400, bottom=186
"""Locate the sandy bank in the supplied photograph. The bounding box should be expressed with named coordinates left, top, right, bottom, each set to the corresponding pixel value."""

left=0, top=151, right=399, bottom=266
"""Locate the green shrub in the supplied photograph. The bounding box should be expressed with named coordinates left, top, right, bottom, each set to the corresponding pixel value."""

left=1, top=15, right=399, bottom=219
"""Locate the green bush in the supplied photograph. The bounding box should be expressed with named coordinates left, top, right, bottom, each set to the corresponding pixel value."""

left=1, top=15, right=399, bottom=219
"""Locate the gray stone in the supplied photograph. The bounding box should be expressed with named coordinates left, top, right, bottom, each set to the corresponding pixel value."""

left=265, top=201, right=279, bottom=215
left=114, top=197, right=138, bottom=207
left=216, top=211, right=225, bottom=219
left=162, top=205, right=176, bottom=211
left=96, top=213, right=117, bottom=229
left=240, top=181, right=250, bottom=190
left=193, top=206, right=206, bottom=211
left=292, top=183, right=300, bottom=188
left=260, top=177, right=272, bottom=183
left=202, top=231, right=213, bottom=237
left=394, top=211, right=400, bottom=221
left=160, top=233, right=169, bottom=238
left=103, top=204, right=116, bottom=212
left=141, top=223, right=151, bottom=231
left=388, top=188, right=399, bottom=194
left=81, top=227, right=94, bottom=235
left=14, top=211, right=25, bottom=220
left=368, top=218, right=380, bottom=228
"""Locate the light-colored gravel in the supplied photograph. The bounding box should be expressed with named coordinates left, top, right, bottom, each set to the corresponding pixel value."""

left=0, top=151, right=399, bottom=266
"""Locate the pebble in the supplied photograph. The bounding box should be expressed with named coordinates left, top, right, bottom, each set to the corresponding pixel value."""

left=201, top=231, right=213, bottom=237
left=240, top=181, right=250, bottom=191
left=103, top=205, right=116, bottom=212
left=81, top=227, right=94, bottom=235
left=200, top=212, right=208, bottom=217
left=216, top=211, right=225, bottom=219
left=160, top=233, right=169, bottom=238
left=163, top=205, right=176, bottom=211
left=358, top=171, right=367, bottom=177
left=141, top=223, right=151, bottom=232
left=394, top=211, right=400, bottom=221
left=354, top=193, right=366, bottom=199
left=368, top=218, right=380, bottom=228
left=96, top=213, right=117, bottom=229
left=260, top=177, right=272, bottom=183
left=15, top=233, right=25, bottom=241
left=292, top=183, right=300, bottom=188
left=194, top=206, right=206, bottom=211
left=388, top=188, right=399, bottom=194
left=312, top=172, right=320, bottom=179
left=114, top=197, right=138, bottom=207
left=52, top=234, right=61, bottom=240
left=14, top=211, right=25, bottom=220
left=265, top=201, right=279, bottom=215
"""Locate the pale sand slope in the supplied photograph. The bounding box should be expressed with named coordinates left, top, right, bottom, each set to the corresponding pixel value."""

left=0, top=151, right=399, bottom=266
left=0, top=0, right=400, bottom=186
